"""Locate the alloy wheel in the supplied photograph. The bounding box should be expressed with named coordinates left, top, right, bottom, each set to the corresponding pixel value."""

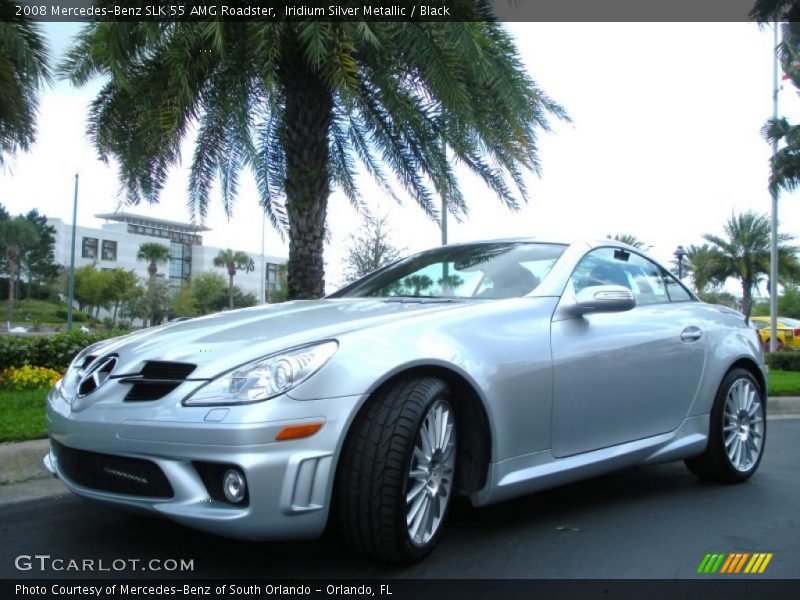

left=405, top=399, right=456, bottom=547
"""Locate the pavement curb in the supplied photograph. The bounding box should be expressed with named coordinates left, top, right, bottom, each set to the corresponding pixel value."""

left=0, top=438, right=50, bottom=485
left=1, top=397, right=798, bottom=496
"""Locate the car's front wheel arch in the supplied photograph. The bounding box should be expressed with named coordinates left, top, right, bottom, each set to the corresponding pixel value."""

left=355, top=365, right=492, bottom=496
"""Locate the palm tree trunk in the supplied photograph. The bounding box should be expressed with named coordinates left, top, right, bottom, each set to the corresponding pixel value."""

left=742, top=279, right=752, bottom=320
left=228, top=273, right=234, bottom=310
left=279, top=34, right=333, bottom=300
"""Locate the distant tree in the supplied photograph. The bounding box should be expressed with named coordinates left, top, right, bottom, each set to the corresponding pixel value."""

left=779, top=283, right=800, bottom=318
left=682, top=243, right=726, bottom=295
left=343, top=214, right=404, bottom=284
left=400, top=274, right=433, bottom=296
left=267, top=264, right=288, bottom=303
left=213, top=249, right=254, bottom=310
left=136, top=242, right=171, bottom=280
left=0, top=216, right=38, bottom=323
left=169, top=284, right=199, bottom=319
left=73, top=263, right=107, bottom=316
left=699, top=291, right=740, bottom=311
left=189, top=272, right=228, bottom=315
left=232, top=287, right=258, bottom=309
left=128, top=278, right=170, bottom=327
left=0, top=1, right=51, bottom=164
left=20, top=209, right=59, bottom=298
left=606, top=234, right=650, bottom=249
left=105, top=268, right=138, bottom=326
left=703, top=211, right=800, bottom=319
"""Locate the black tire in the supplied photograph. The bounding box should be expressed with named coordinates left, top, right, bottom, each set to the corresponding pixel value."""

left=685, top=368, right=766, bottom=483
left=334, top=376, right=457, bottom=563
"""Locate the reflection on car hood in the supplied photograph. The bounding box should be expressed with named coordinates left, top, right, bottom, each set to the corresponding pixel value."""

left=94, top=298, right=465, bottom=378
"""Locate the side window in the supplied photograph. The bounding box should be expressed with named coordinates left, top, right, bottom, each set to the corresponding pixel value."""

left=660, top=268, right=693, bottom=302
left=570, top=247, right=633, bottom=295
left=626, top=253, right=669, bottom=306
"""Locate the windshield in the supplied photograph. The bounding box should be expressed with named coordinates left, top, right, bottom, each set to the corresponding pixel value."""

left=331, top=242, right=566, bottom=299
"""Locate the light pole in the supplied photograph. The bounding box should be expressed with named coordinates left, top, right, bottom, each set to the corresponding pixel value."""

left=259, top=209, right=266, bottom=304
left=66, top=173, right=79, bottom=332
left=674, top=245, right=687, bottom=280
left=769, top=22, right=780, bottom=349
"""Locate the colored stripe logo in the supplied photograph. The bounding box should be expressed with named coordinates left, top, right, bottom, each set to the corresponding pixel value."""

left=697, top=552, right=773, bottom=574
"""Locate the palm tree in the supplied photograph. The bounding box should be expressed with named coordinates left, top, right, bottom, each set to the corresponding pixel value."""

left=136, top=242, right=171, bottom=281
left=59, top=16, right=568, bottom=299
left=213, top=249, right=254, bottom=310
left=0, top=0, right=51, bottom=164
left=0, top=216, right=38, bottom=323
left=703, top=211, right=799, bottom=320
left=606, top=234, right=649, bottom=249
left=762, top=116, right=800, bottom=196
left=682, top=243, right=725, bottom=296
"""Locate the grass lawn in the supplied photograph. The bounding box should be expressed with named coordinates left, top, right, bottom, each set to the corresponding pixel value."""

left=0, top=299, right=71, bottom=327
left=0, top=388, right=48, bottom=443
left=767, top=369, right=800, bottom=397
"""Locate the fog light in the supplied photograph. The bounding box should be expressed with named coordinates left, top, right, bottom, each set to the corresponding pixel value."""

left=222, top=469, right=246, bottom=504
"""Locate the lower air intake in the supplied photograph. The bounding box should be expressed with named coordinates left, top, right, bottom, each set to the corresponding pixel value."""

left=52, top=440, right=173, bottom=499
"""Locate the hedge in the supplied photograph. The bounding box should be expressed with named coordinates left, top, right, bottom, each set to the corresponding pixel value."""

left=0, top=331, right=128, bottom=372
left=765, top=351, right=800, bottom=372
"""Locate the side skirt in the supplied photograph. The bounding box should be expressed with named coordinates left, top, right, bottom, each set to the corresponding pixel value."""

left=470, top=414, right=709, bottom=507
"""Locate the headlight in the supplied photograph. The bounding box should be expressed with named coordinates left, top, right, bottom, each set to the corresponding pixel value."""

left=183, top=341, right=338, bottom=406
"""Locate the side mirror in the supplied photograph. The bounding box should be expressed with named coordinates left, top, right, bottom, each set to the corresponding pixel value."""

left=567, top=285, right=636, bottom=316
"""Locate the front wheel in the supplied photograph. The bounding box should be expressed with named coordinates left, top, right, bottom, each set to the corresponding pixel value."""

left=335, top=377, right=457, bottom=563
left=685, top=368, right=766, bottom=482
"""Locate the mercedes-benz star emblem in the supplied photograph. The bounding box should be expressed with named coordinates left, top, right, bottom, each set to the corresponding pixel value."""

left=77, top=355, right=118, bottom=397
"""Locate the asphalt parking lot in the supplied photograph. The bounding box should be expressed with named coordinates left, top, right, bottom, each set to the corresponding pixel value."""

left=1, top=417, right=798, bottom=580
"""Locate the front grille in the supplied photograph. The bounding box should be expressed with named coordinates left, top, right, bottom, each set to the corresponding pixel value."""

left=52, top=440, right=173, bottom=499
left=122, top=361, right=196, bottom=402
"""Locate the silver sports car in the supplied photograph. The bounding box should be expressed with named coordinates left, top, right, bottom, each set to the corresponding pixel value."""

left=44, top=239, right=767, bottom=563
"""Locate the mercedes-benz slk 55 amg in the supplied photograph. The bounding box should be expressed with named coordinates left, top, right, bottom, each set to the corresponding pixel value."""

left=45, top=239, right=767, bottom=563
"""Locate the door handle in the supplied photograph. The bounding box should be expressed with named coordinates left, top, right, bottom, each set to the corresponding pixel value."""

left=681, top=326, right=703, bottom=342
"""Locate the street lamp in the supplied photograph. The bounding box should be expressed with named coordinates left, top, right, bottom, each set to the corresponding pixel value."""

left=674, top=245, right=687, bottom=280
left=66, top=173, right=79, bottom=332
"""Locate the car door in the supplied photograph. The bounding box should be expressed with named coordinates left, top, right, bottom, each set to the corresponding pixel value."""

left=550, top=247, right=707, bottom=458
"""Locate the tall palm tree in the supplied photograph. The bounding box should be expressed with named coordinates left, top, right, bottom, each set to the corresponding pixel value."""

left=213, top=249, right=254, bottom=310
left=606, top=234, right=649, bottom=249
left=762, top=117, right=800, bottom=196
left=683, top=243, right=725, bottom=296
left=0, top=0, right=51, bottom=164
left=59, top=15, right=568, bottom=299
left=0, top=216, right=38, bottom=323
left=703, top=211, right=799, bottom=320
left=136, top=242, right=171, bottom=281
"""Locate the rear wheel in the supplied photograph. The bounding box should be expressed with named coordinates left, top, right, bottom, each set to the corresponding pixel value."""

left=685, top=368, right=766, bottom=482
left=335, top=377, right=457, bottom=563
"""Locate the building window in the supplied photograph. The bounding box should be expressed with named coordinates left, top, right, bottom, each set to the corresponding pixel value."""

left=81, top=237, right=98, bottom=259
left=101, top=240, right=117, bottom=261
left=169, top=242, right=192, bottom=288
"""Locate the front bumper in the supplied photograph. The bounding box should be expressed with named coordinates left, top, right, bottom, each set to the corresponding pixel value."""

left=45, top=383, right=362, bottom=541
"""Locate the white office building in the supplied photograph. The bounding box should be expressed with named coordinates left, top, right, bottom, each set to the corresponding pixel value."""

left=47, top=212, right=287, bottom=302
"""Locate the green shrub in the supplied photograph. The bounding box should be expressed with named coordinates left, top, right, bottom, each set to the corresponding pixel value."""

left=765, top=351, right=800, bottom=372
left=55, top=308, right=88, bottom=322
left=0, top=330, right=129, bottom=371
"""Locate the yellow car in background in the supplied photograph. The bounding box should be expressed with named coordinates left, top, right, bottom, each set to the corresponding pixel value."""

left=750, top=316, right=800, bottom=351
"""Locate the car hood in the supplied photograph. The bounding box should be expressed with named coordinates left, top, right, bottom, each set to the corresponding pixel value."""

left=94, top=298, right=466, bottom=379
